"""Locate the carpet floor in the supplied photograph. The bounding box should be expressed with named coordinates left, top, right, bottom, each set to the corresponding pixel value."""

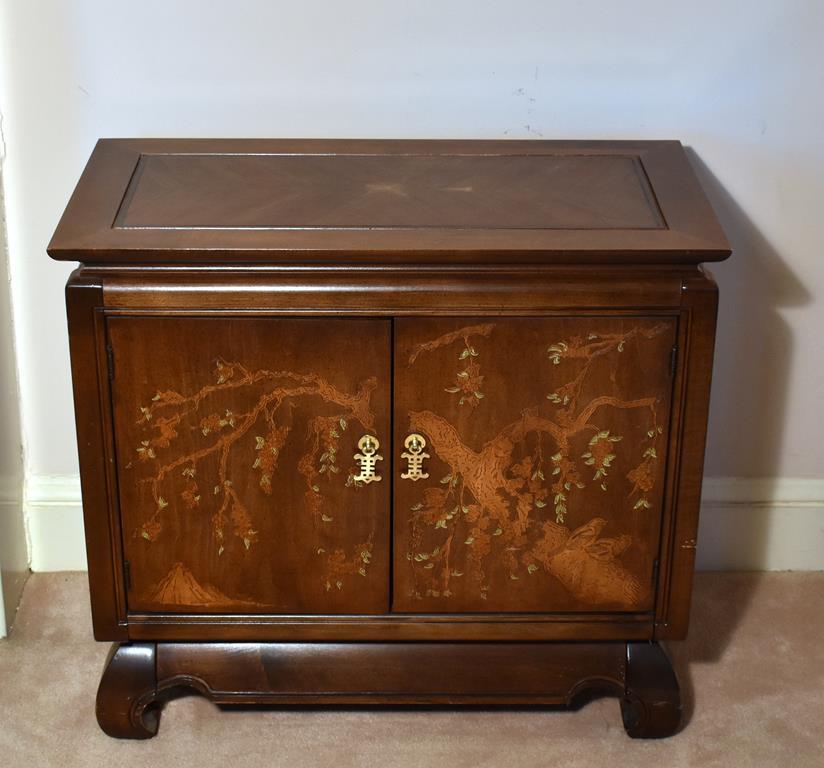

left=1, top=572, right=822, bottom=767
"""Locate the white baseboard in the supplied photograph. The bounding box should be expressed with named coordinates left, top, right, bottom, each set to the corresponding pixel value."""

left=697, top=478, right=824, bottom=570
left=23, top=474, right=824, bottom=572
left=25, top=474, right=86, bottom=571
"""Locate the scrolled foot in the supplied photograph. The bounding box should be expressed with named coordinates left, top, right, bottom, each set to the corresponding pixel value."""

left=96, top=643, right=161, bottom=739
left=620, top=641, right=681, bottom=738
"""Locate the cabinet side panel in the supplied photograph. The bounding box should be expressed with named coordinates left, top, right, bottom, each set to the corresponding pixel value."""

left=655, top=271, right=718, bottom=639
left=66, top=273, right=127, bottom=640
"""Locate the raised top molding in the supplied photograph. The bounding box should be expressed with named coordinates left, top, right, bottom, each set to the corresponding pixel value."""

left=47, top=139, right=730, bottom=266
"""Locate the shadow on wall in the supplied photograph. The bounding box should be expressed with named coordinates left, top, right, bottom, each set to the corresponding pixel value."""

left=670, top=151, right=810, bottom=725
left=686, top=148, right=810, bottom=564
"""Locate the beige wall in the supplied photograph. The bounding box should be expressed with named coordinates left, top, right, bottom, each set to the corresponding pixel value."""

left=0, top=0, right=822, bottom=571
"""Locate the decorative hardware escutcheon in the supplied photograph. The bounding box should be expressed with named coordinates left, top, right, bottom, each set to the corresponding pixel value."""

left=401, top=433, right=430, bottom=481
left=353, top=435, right=383, bottom=484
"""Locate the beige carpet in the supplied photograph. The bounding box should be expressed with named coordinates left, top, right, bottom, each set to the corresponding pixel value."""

left=0, top=572, right=822, bottom=767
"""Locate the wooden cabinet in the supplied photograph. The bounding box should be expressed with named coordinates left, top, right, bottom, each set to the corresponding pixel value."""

left=49, top=139, right=730, bottom=739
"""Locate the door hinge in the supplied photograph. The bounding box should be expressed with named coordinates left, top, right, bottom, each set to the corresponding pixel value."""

left=106, top=344, right=115, bottom=381
left=669, top=345, right=678, bottom=377
left=123, top=560, right=131, bottom=592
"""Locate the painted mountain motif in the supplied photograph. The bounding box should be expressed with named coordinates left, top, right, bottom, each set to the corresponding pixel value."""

left=140, top=562, right=257, bottom=608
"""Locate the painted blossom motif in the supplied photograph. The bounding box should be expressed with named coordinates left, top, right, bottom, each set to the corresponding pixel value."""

left=404, top=323, right=669, bottom=608
left=319, top=539, right=375, bottom=592
left=628, top=425, right=664, bottom=511
left=130, top=358, right=378, bottom=593
left=408, top=323, right=494, bottom=409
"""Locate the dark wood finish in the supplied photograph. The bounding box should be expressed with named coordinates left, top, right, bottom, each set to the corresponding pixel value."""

left=97, top=639, right=680, bottom=739
left=393, top=316, right=676, bottom=613
left=96, top=266, right=686, bottom=312
left=119, top=152, right=666, bottom=230
left=154, top=640, right=627, bottom=704
left=108, top=316, right=391, bottom=614
left=51, top=139, right=728, bottom=739
left=621, top=641, right=681, bottom=738
left=654, top=270, right=719, bottom=638
left=96, top=643, right=159, bottom=738
left=124, top=611, right=653, bottom=642
left=66, top=273, right=128, bottom=640
left=64, top=265, right=695, bottom=645
left=48, top=139, right=729, bottom=264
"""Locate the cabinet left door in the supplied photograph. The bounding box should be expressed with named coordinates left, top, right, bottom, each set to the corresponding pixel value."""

left=108, top=316, right=392, bottom=615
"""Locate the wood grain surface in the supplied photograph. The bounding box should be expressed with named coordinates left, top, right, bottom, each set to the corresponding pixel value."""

left=48, top=139, right=730, bottom=264
left=393, top=316, right=677, bottom=613
left=52, top=138, right=726, bottom=739
left=108, top=316, right=391, bottom=614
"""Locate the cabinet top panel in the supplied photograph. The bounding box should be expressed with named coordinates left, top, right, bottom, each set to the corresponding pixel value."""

left=48, top=139, right=730, bottom=265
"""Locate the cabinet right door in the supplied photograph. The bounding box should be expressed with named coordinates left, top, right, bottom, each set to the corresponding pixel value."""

left=392, top=316, right=678, bottom=614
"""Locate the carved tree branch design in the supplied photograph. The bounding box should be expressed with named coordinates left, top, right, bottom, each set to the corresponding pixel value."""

left=409, top=323, right=494, bottom=407
left=405, top=323, right=669, bottom=608
left=131, top=358, right=378, bottom=590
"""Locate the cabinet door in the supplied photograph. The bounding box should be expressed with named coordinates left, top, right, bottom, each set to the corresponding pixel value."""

left=109, top=317, right=391, bottom=614
left=393, top=317, right=677, bottom=613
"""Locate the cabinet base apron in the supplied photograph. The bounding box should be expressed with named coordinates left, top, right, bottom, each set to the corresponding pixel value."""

left=96, top=640, right=681, bottom=739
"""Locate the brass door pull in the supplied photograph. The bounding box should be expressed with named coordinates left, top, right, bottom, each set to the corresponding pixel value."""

left=401, top=433, right=430, bottom=481
left=353, top=435, right=383, bottom=483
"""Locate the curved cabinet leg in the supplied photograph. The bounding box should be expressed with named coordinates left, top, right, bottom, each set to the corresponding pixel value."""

left=92, top=641, right=683, bottom=739
left=96, top=643, right=160, bottom=739
left=620, top=641, right=681, bottom=738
